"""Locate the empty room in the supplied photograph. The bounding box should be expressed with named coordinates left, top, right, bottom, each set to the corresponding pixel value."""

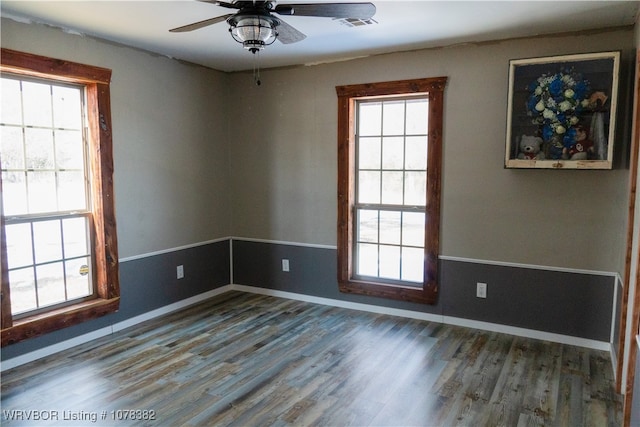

left=2, top=1, right=640, bottom=425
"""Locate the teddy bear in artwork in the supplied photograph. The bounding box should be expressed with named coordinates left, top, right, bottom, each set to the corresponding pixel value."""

left=517, top=135, right=545, bottom=160
left=563, top=126, right=594, bottom=160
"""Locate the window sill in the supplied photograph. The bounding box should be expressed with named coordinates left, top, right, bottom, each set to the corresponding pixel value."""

left=339, top=279, right=437, bottom=304
left=1, top=297, right=119, bottom=346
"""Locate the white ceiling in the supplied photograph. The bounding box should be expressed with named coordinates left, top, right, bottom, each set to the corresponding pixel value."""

left=2, top=1, right=638, bottom=72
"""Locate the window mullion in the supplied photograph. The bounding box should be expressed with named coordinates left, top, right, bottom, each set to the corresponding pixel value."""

left=28, top=222, right=40, bottom=310
left=81, top=90, right=92, bottom=212
left=59, top=219, right=69, bottom=301
left=355, top=203, right=423, bottom=211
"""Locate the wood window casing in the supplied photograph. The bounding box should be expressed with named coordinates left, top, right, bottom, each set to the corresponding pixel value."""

left=1, top=48, right=119, bottom=346
left=336, top=77, right=447, bottom=304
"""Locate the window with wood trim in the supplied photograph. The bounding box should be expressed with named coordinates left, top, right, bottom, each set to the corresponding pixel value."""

left=336, top=77, right=446, bottom=304
left=1, top=48, right=119, bottom=346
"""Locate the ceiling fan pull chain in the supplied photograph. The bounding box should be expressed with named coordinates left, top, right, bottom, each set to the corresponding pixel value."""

left=253, top=50, right=262, bottom=86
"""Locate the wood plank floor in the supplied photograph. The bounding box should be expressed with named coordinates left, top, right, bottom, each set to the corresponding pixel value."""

left=1, top=291, right=622, bottom=426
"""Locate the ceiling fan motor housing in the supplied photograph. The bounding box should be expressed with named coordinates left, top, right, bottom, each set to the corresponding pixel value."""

left=228, top=8, right=280, bottom=52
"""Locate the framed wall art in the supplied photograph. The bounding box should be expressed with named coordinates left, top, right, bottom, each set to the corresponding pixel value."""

left=505, top=51, right=620, bottom=169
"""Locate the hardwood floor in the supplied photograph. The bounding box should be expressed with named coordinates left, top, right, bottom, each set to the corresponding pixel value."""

left=1, top=291, right=622, bottom=426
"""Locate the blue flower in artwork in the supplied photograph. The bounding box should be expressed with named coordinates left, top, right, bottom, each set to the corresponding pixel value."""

left=549, top=77, right=564, bottom=97
left=542, top=125, right=554, bottom=141
left=549, top=144, right=564, bottom=159
left=563, top=128, right=577, bottom=147
left=574, top=81, right=589, bottom=100
left=526, top=68, right=591, bottom=144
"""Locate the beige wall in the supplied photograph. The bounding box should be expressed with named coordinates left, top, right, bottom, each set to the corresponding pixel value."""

left=229, top=29, right=635, bottom=273
left=1, top=17, right=634, bottom=274
left=1, top=18, right=233, bottom=259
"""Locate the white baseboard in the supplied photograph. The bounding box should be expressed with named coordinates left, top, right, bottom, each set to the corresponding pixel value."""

left=0, top=285, right=234, bottom=371
left=1, top=283, right=611, bottom=372
left=232, top=284, right=611, bottom=352
left=231, top=284, right=444, bottom=323
left=442, top=315, right=610, bottom=351
left=110, top=286, right=234, bottom=333
left=0, top=326, right=114, bottom=372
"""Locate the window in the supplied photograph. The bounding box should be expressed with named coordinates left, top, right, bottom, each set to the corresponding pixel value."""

left=336, top=77, right=446, bottom=304
left=1, top=49, right=119, bottom=345
left=2, top=77, right=94, bottom=317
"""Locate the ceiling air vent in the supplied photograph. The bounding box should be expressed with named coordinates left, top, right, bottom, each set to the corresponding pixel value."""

left=334, top=17, right=378, bottom=27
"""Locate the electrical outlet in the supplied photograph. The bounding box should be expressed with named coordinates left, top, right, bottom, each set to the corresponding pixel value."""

left=177, top=265, right=184, bottom=279
left=476, top=282, right=487, bottom=298
left=282, top=259, right=290, bottom=272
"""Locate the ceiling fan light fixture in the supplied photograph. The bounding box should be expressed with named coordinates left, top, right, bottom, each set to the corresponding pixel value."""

left=229, top=14, right=279, bottom=53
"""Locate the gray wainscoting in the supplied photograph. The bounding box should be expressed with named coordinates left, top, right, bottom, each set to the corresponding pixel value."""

left=612, top=278, right=624, bottom=358
left=3, top=237, right=616, bottom=362
left=232, top=239, right=615, bottom=342
left=1, top=240, right=231, bottom=361
left=232, top=239, right=443, bottom=315
left=441, top=259, right=614, bottom=341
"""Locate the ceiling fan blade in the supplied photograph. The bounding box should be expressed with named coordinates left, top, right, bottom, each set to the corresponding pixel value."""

left=197, top=0, right=241, bottom=9
left=276, top=18, right=307, bottom=44
left=169, top=14, right=233, bottom=32
left=274, top=2, right=375, bottom=19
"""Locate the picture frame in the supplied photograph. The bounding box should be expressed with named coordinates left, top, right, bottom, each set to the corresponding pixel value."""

left=505, top=51, right=620, bottom=169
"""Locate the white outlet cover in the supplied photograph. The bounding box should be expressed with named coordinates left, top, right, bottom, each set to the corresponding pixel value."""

left=282, top=259, right=290, bottom=272
left=177, top=265, right=184, bottom=279
left=476, top=282, right=487, bottom=298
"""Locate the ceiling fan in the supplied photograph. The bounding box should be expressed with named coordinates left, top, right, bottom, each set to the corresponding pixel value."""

left=170, top=1, right=376, bottom=54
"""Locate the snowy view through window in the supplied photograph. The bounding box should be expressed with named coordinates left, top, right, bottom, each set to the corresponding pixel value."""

left=1, top=76, right=93, bottom=316
left=355, top=97, right=428, bottom=284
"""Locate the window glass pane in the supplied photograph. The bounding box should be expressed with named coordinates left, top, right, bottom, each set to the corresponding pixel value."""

left=381, top=171, right=403, bottom=205
left=358, top=171, right=380, bottom=204
left=55, top=130, right=84, bottom=169
left=1, top=171, right=27, bottom=215
left=405, top=136, right=428, bottom=170
left=357, top=243, right=378, bottom=277
left=402, top=212, right=425, bottom=247
left=22, top=81, right=52, bottom=128
left=358, top=137, right=381, bottom=170
left=379, top=211, right=401, bottom=245
left=404, top=171, right=426, bottom=206
left=5, top=223, right=33, bottom=269
left=36, top=262, right=66, bottom=307
left=63, top=217, right=90, bottom=258
left=9, top=267, right=37, bottom=315
left=1, top=126, right=25, bottom=169
left=58, top=171, right=86, bottom=211
left=52, top=85, right=82, bottom=130
left=382, top=101, right=404, bottom=136
left=379, top=245, right=400, bottom=280
left=1, top=78, right=22, bottom=125
left=358, top=102, right=381, bottom=136
left=405, top=99, right=428, bottom=135
left=27, top=171, right=57, bottom=213
left=33, top=220, right=63, bottom=264
left=25, top=128, right=54, bottom=169
left=401, top=247, right=424, bottom=283
left=66, top=257, right=92, bottom=300
left=357, top=209, right=378, bottom=243
left=382, top=137, right=404, bottom=170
